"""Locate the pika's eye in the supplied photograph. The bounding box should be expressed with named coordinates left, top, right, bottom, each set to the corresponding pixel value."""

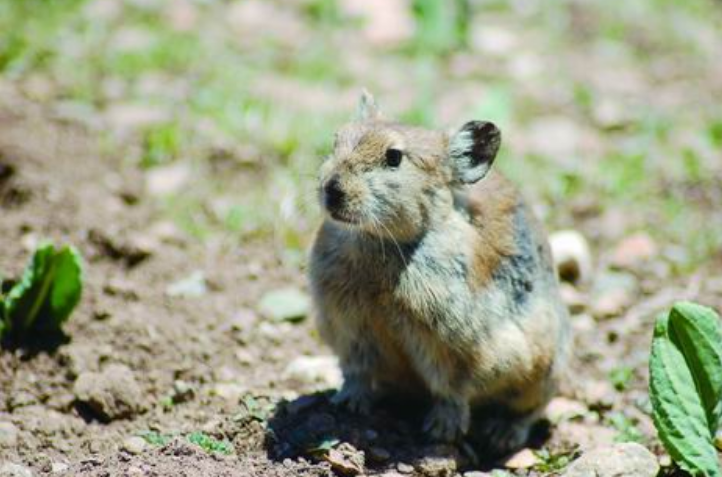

left=385, top=148, right=403, bottom=168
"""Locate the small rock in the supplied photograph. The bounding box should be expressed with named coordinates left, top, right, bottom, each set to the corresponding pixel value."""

left=416, top=454, right=457, bottom=476
left=0, top=463, right=33, bottom=477
left=0, top=422, right=19, bottom=448
left=171, top=380, right=194, bottom=403
left=549, top=230, right=593, bottom=284
left=590, top=272, right=639, bottom=319
left=257, top=287, right=310, bottom=323
left=560, top=283, right=586, bottom=314
left=324, top=443, right=364, bottom=476
left=126, top=466, right=146, bottom=477
left=368, top=447, right=391, bottom=463
left=166, top=271, right=207, bottom=298
left=283, top=355, right=342, bottom=388
left=145, top=163, right=191, bottom=197
left=610, top=233, right=657, bottom=270
left=73, top=364, right=144, bottom=421
left=715, top=428, right=722, bottom=451
left=562, top=443, right=659, bottom=477
left=546, top=397, right=587, bottom=423
left=397, top=463, right=415, bottom=474
left=504, top=448, right=539, bottom=469
left=211, top=383, right=246, bottom=402
left=463, top=472, right=490, bottom=477
left=50, top=462, right=68, bottom=474
left=555, top=422, right=616, bottom=451
left=122, top=436, right=147, bottom=455
left=582, top=379, right=616, bottom=409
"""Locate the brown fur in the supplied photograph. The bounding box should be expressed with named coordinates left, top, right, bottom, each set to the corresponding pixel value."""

left=308, top=94, right=570, bottom=455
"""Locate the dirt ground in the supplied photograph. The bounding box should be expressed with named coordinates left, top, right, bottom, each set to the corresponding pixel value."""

left=1, top=82, right=720, bottom=477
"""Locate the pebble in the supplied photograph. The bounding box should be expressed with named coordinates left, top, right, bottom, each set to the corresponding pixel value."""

left=397, top=463, right=415, bottom=473
left=416, top=454, right=457, bottom=476
left=555, top=422, right=616, bottom=451
left=323, top=443, right=364, bottom=476
left=283, top=355, right=342, bottom=388
left=49, top=463, right=68, bottom=474
left=549, top=230, right=593, bottom=284
left=0, top=422, right=19, bottom=448
left=73, top=364, right=145, bottom=421
left=560, top=283, right=586, bottom=314
left=610, top=233, right=657, bottom=270
left=121, top=436, right=147, bottom=455
left=257, top=287, right=310, bottom=323
left=504, top=448, right=539, bottom=469
left=590, top=271, right=639, bottom=319
left=145, top=163, right=191, bottom=197
left=562, top=443, right=659, bottom=477
left=546, top=397, right=587, bottom=423
left=211, top=382, right=246, bottom=402
left=367, top=446, right=391, bottom=462
left=0, top=463, right=33, bottom=477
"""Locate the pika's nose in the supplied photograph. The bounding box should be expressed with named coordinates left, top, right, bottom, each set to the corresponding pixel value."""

left=323, top=175, right=345, bottom=211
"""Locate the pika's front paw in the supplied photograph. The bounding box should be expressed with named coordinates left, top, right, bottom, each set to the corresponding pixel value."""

left=423, top=399, right=470, bottom=442
left=473, top=414, right=534, bottom=456
left=331, top=380, right=374, bottom=414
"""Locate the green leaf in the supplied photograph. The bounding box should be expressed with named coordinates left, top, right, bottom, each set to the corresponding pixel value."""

left=668, top=301, right=722, bottom=433
left=649, top=307, right=722, bottom=477
left=5, top=242, right=57, bottom=335
left=4, top=242, right=83, bottom=341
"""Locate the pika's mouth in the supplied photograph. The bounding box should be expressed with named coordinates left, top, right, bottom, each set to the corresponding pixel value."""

left=328, top=208, right=360, bottom=225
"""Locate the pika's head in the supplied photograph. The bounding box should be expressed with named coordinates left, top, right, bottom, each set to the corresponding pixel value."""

left=318, top=91, right=501, bottom=241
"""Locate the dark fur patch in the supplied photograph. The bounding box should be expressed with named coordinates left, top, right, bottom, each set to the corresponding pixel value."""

left=492, top=205, right=538, bottom=312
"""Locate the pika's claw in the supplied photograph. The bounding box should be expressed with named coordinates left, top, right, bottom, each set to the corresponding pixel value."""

left=331, top=380, right=374, bottom=414
left=423, top=399, right=470, bottom=442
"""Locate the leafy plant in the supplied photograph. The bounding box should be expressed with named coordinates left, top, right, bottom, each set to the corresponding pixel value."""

left=138, top=431, right=172, bottom=447
left=186, top=431, right=233, bottom=455
left=0, top=242, right=83, bottom=345
left=606, top=411, right=644, bottom=443
left=649, top=301, right=722, bottom=477
left=609, top=366, right=634, bottom=391
left=533, top=448, right=579, bottom=473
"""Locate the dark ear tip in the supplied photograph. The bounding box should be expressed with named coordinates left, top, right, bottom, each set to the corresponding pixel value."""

left=461, top=120, right=501, bottom=139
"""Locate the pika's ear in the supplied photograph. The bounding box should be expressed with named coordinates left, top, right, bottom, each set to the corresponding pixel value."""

left=357, top=89, right=382, bottom=121
left=448, top=121, right=501, bottom=184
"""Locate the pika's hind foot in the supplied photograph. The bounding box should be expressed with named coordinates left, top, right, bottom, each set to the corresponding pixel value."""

left=473, top=414, right=535, bottom=457
left=423, top=398, right=470, bottom=442
left=331, top=379, right=374, bottom=414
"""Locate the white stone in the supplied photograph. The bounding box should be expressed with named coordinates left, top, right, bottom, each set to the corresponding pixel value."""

left=549, top=230, right=593, bottom=284
left=563, top=443, right=659, bottom=477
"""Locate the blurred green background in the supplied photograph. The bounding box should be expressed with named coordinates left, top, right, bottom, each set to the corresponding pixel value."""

left=1, top=0, right=720, bottom=274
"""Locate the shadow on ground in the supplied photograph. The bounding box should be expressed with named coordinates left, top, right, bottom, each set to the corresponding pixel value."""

left=265, top=391, right=551, bottom=474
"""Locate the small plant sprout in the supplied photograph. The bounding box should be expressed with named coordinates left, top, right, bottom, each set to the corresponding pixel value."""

left=0, top=241, right=83, bottom=346
left=649, top=301, right=722, bottom=477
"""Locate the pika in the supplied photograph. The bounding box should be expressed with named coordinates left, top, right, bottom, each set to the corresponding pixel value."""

left=309, top=92, right=570, bottom=455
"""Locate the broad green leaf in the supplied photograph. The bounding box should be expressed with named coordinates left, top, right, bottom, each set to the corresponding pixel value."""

left=35, top=245, right=83, bottom=330
left=668, top=302, right=722, bottom=433
left=650, top=310, right=722, bottom=477
left=5, top=242, right=56, bottom=335
left=4, top=242, right=83, bottom=340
